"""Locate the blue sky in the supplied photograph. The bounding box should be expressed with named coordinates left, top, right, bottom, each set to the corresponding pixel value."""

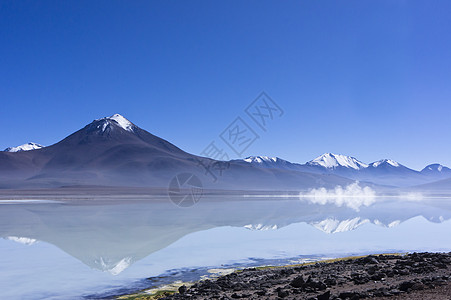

left=1, top=0, right=450, bottom=170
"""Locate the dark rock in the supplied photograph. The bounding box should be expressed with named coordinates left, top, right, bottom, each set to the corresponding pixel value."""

left=399, top=280, right=415, bottom=292
left=370, top=272, right=385, bottom=281
left=351, top=273, right=370, bottom=285
left=290, top=275, right=305, bottom=288
left=211, top=283, right=222, bottom=290
left=324, top=278, right=337, bottom=286
left=178, top=285, right=187, bottom=294
left=367, top=266, right=376, bottom=275
left=385, top=270, right=395, bottom=277
left=159, top=252, right=451, bottom=300
left=362, top=256, right=379, bottom=264
left=280, top=268, right=294, bottom=276
left=368, top=258, right=379, bottom=264
left=372, top=287, right=391, bottom=297
left=317, top=290, right=330, bottom=300
left=397, top=268, right=410, bottom=275
left=315, top=281, right=327, bottom=291
left=277, top=289, right=289, bottom=298
left=411, top=282, right=426, bottom=290
left=338, top=291, right=360, bottom=299
left=433, top=278, right=447, bottom=286
left=390, top=289, right=401, bottom=295
left=302, top=279, right=327, bottom=291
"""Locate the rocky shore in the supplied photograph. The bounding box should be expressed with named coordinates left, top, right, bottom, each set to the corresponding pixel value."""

left=155, top=252, right=451, bottom=300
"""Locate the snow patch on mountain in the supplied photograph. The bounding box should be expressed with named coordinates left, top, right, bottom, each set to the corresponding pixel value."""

left=388, top=220, right=401, bottom=228
left=5, top=236, right=38, bottom=245
left=311, top=217, right=370, bottom=234
left=109, top=257, right=132, bottom=275
left=96, top=256, right=132, bottom=275
left=422, top=164, right=451, bottom=174
left=307, top=153, right=368, bottom=170
left=95, top=114, right=135, bottom=133
left=4, top=142, right=44, bottom=152
left=370, top=159, right=400, bottom=168
left=108, top=114, right=134, bottom=131
left=244, top=223, right=279, bottom=231
left=243, top=156, right=279, bottom=164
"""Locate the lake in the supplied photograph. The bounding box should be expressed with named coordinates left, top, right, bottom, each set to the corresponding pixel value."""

left=1, top=193, right=451, bottom=299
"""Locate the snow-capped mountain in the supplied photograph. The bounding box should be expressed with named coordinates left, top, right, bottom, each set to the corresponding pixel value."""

left=0, top=114, right=354, bottom=190
left=4, top=142, right=44, bottom=152
left=238, top=152, right=451, bottom=187
left=235, top=155, right=331, bottom=174
left=421, top=164, right=451, bottom=175
left=308, top=155, right=424, bottom=187
left=237, top=156, right=306, bottom=171
left=420, top=164, right=451, bottom=182
left=244, top=223, right=279, bottom=231
left=243, top=156, right=279, bottom=164
left=306, top=153, right=368, bottom=170
left=1, top=113, right=450, bottom=189
left=91, top=113, right=137, bottom=134
left=369, top=159, right=401, bottom=168
left=364, top=158, right=420, bottom=184
left=311, top=217, right=370, bottom=234
left=5, top=236, right=38, bottom=245
left=310, top=217, right=405, bottom=234
left=305, top=153, right=407, bottom=172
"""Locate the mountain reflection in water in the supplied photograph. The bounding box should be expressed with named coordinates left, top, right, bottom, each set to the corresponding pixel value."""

left=1, top=194, right=451, bottom=299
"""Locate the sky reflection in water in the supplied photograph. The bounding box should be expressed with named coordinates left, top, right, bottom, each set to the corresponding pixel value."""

left=0, top=195, right=451, bottom=299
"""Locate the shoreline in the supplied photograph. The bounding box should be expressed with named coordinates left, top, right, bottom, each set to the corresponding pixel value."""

left=116, top=252, right=451, bottom=300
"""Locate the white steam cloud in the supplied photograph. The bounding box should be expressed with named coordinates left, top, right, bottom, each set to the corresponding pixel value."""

left=401, top=192, right=424, bottom=201
left=299, top=182, right=376, bottom=211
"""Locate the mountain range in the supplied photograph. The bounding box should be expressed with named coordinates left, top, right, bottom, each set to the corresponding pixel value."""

left=238, top=153, right=451, bottom=187
left=4, top=142, right=44, bottom=152
left=0, top=114, right=350, bottom=190
left=1, top=114, right=450, bottom=190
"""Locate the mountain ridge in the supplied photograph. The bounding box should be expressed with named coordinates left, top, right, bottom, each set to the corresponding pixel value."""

left=237, top=152, right=451, bottom=187
left=1, top=114, right=450, bottom=190
left=0, top=114, right=355, bottom=190
left=4, top=142, right=44, bottom=152
left=4, top=123, right=448, bottom=175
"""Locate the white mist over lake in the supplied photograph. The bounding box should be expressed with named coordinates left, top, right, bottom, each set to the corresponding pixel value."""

left=299, top=182, right=376, bottom=210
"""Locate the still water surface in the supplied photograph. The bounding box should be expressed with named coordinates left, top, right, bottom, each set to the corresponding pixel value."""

left=1, top=194, right=450, bottom=299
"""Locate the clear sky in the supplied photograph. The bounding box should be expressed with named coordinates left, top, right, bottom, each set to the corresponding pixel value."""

left=1, top=0, right=450, bottom=170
